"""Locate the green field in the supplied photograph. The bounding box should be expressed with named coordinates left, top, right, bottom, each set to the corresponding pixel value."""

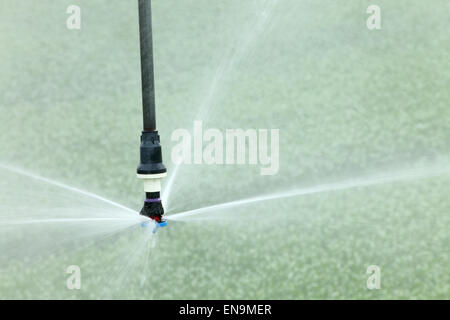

left=0, top=0, right=449, bottom=299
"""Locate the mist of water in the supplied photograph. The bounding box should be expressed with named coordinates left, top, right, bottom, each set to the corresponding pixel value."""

left=0, top=163, right=154, bottom=263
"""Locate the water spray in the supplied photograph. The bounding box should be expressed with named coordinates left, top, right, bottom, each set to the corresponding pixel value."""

left=136, top=0, right=167, bottom=229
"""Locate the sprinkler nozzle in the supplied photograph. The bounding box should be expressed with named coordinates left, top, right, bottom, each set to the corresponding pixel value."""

left=137, top=131, right=167, bottom=225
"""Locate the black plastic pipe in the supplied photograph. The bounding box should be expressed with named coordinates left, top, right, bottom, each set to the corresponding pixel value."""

left=138, top=0, right=156, bottom=132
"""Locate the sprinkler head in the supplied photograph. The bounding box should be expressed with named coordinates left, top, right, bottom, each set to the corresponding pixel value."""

left=140, top=193, right=167, bottom=233
left=137, top=131, right=167, bottom=228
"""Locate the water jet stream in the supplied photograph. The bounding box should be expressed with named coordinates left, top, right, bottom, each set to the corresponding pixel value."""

left=0, top=163, right=138, bottom=215
left=168, top=163, right=450, bottom=221
left=163, top=0, right=279, bottom=209
left=0, top=217, right=139, bottom=226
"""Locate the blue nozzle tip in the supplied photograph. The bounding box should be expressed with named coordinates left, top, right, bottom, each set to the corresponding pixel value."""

left=141, top=220, right=167, bottom=233
left=158, top=221, right=168, bottom=227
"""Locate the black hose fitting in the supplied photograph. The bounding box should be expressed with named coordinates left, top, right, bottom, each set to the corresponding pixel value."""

left=137, top=131, right=167, bottom=175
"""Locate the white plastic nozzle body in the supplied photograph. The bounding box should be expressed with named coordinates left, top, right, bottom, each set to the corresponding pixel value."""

left=137, top=172, right=167, bottom=192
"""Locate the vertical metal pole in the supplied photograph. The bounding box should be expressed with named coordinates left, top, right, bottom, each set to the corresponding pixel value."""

left=138, top=0, right=156, bottom=132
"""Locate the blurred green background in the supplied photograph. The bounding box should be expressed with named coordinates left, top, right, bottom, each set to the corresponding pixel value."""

left=0, top=0, right=449, bottom=299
